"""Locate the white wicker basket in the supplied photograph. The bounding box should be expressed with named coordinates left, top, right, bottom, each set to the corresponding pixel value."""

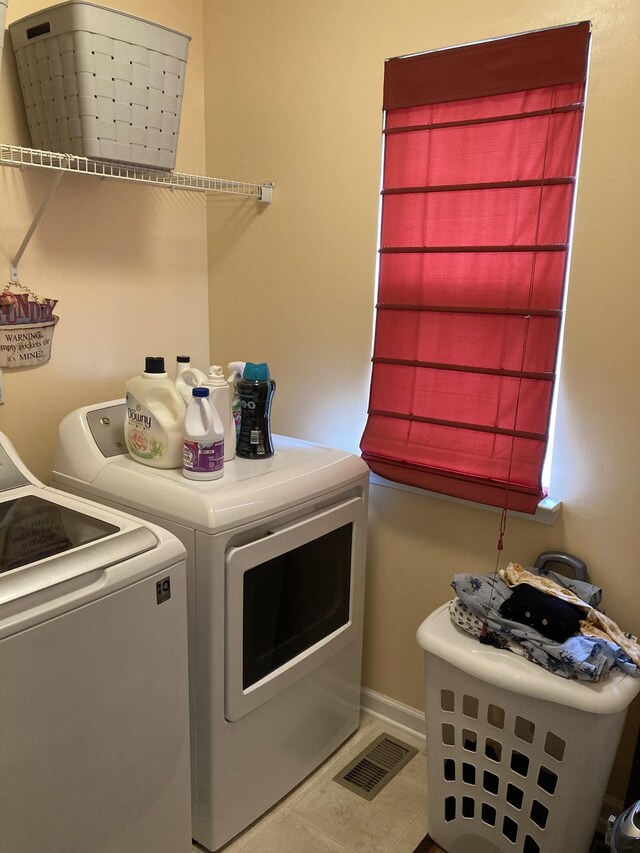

left=417, top=603, right=640, bottom=853
left=9, top=1, right=190, bottom=169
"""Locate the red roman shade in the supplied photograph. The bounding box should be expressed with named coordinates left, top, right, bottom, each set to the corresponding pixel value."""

left=360, top=23, right=590, bottom=513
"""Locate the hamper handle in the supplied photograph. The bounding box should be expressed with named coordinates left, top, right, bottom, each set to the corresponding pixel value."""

left=535, top=551, right=588, bottom=582
left=26, top=22, right=51, bottom=39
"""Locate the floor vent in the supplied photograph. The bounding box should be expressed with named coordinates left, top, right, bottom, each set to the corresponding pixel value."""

left=333, top=733, right=419, bottom=801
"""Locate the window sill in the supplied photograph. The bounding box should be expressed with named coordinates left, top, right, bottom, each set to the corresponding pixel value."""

left=368, top=473, right=561, bottom=526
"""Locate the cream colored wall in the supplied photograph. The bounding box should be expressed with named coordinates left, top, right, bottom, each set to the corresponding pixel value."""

left=0, top=0, right=209, bottom=481
left=1, top=0, right=637, bottom=806
left=203, top=0, right=640, bottom=800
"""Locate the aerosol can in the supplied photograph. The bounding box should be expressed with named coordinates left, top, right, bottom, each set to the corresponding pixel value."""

left=203, top=365, right=235, bottom=462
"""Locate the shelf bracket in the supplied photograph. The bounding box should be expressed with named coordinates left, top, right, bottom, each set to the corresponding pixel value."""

left=259, top=182, right=274, bottom=204
left=10, top=171, right=64, bottom=283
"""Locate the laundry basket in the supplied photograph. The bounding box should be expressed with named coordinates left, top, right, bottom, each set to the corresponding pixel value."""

left=417, top=603, right=640, bottom=853
left=9, top=1, right=190, bottom=169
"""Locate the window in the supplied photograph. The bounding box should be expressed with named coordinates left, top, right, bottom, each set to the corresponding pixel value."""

left=360, top=23, right=590, bottom=513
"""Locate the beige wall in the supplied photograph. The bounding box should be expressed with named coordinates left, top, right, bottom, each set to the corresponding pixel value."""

left=0, top=0, right=209, bottom=481
left=0, top=0, right=637, bottom=806
left=203, top=0, right=640, bottom=801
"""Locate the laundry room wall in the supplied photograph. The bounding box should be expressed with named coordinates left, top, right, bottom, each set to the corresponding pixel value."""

left=203, top=0, right=640, bottom=802
left=0, top=0, right=209, bottom=481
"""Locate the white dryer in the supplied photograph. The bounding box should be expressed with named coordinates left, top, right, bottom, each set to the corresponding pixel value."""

left=52, top=399, right=369, bottom=851
left=0, top=431, right=191, bottom=853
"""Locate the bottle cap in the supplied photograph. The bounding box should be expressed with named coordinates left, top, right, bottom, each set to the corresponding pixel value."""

left=193, top=387, right=209, bottom=397
left=207, top=365, right=227, bottom=386
left=176, top=355, right=190, bottom=363
left=243, top=362, right=270, bottom=381
left=144, top=356, right=165, bottom=373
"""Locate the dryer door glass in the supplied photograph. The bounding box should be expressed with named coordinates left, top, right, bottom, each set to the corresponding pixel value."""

left=242, top=522, right=352, bottom=689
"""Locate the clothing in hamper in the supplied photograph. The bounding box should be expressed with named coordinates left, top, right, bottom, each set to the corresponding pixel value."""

left=499, top=582, right=584, bottom=642
left=500, top=561, right=640, bottom=667
left=450, top=566, right=639, bottom=681
left=449, top=597, right=534, bottom=659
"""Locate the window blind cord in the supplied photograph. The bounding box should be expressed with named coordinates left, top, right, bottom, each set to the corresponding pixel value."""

left=479, top=95, right=556, bottom=643
left=478, top=315, right=534, bottom=644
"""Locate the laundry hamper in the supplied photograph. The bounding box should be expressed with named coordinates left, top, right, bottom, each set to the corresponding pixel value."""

left=9, top=1, right=190, bottom=169
left=417, top=603, right=640, bottom=853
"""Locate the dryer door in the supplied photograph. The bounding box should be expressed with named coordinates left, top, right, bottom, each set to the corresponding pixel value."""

left=224, top=495, right=366, bottom=721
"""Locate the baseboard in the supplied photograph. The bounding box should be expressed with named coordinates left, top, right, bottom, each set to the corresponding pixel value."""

left=360, top=687, right=426, bottom=736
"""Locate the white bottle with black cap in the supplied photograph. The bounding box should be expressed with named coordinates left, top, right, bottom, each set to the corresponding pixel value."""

left=174, top=355, right=191, bottom=381
left=125, top=356, right=187, bottom=469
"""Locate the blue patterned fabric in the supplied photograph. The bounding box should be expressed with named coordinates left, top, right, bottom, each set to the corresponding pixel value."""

left=451, top=567, right=639, bottom=681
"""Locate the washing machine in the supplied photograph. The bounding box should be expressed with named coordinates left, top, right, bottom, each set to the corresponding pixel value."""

left=0, top=430, right=191, bottom=853
left=51, top=399, right=369, bottom=851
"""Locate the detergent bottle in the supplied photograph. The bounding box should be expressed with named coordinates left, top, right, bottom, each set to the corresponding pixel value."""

left=203, top=365, right=235, bottom=461
left=236, top=362, right=276, bottom=459
left=175, top=365, right=208, bottom=406
left=227, top=361, right=246, bottom=444
left=125, top=356, right=187, bottom=468
left=183, top=387, right=224, bottom=480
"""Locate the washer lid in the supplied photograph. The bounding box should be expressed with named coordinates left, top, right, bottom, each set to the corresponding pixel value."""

left=0, top=430, right=163, bottom=607
left=0, top=492, right=158, bottom=607
left=1, top=493, right=127, bottom=572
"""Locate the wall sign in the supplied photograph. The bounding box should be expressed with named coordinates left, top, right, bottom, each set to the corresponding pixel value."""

left=0, top=283, right=59, bottom=369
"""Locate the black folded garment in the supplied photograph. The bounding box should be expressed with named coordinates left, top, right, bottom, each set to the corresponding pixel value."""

left=499, top=583, right=584, bottom=643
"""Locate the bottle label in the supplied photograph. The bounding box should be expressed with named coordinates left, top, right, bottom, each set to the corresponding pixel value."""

left=236, top=380, right=274, bottom=458
left=183, top=439, right=224, bottom=473
left=125, top=392, right=168, bottom=460
left=233, top=405, right=242, bottom=435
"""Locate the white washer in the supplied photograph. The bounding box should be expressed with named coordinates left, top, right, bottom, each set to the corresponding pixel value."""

left=0, top=431, right=192, bottom=853
left=52, top=399, right=369, bottom=851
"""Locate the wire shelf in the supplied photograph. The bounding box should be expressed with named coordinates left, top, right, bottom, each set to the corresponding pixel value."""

left=2, top=143, right=273, bottom=283
left=0, top=144, right=273, bottom=202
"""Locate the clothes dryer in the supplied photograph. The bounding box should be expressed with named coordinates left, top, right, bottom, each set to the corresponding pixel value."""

left=52, top=399, right=369, bottom=851
left=0, top=431, right=191, bottom=853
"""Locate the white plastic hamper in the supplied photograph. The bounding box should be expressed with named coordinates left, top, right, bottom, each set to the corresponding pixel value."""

left=417, top=603, right=640, bottom=853
left=9, top=1, right=190, bottom=169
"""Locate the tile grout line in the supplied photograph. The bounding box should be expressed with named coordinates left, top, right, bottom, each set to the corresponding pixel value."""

left=282, top=806, right=363, bottom=853
left=289, top=776, right=428, bottom=853
left=215, top=804, right=284, bottom=853
left=387, top=806, right=429, bottom=853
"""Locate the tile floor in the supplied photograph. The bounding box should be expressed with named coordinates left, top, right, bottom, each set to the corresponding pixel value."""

left=192, top=712, right=428, bottom=853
